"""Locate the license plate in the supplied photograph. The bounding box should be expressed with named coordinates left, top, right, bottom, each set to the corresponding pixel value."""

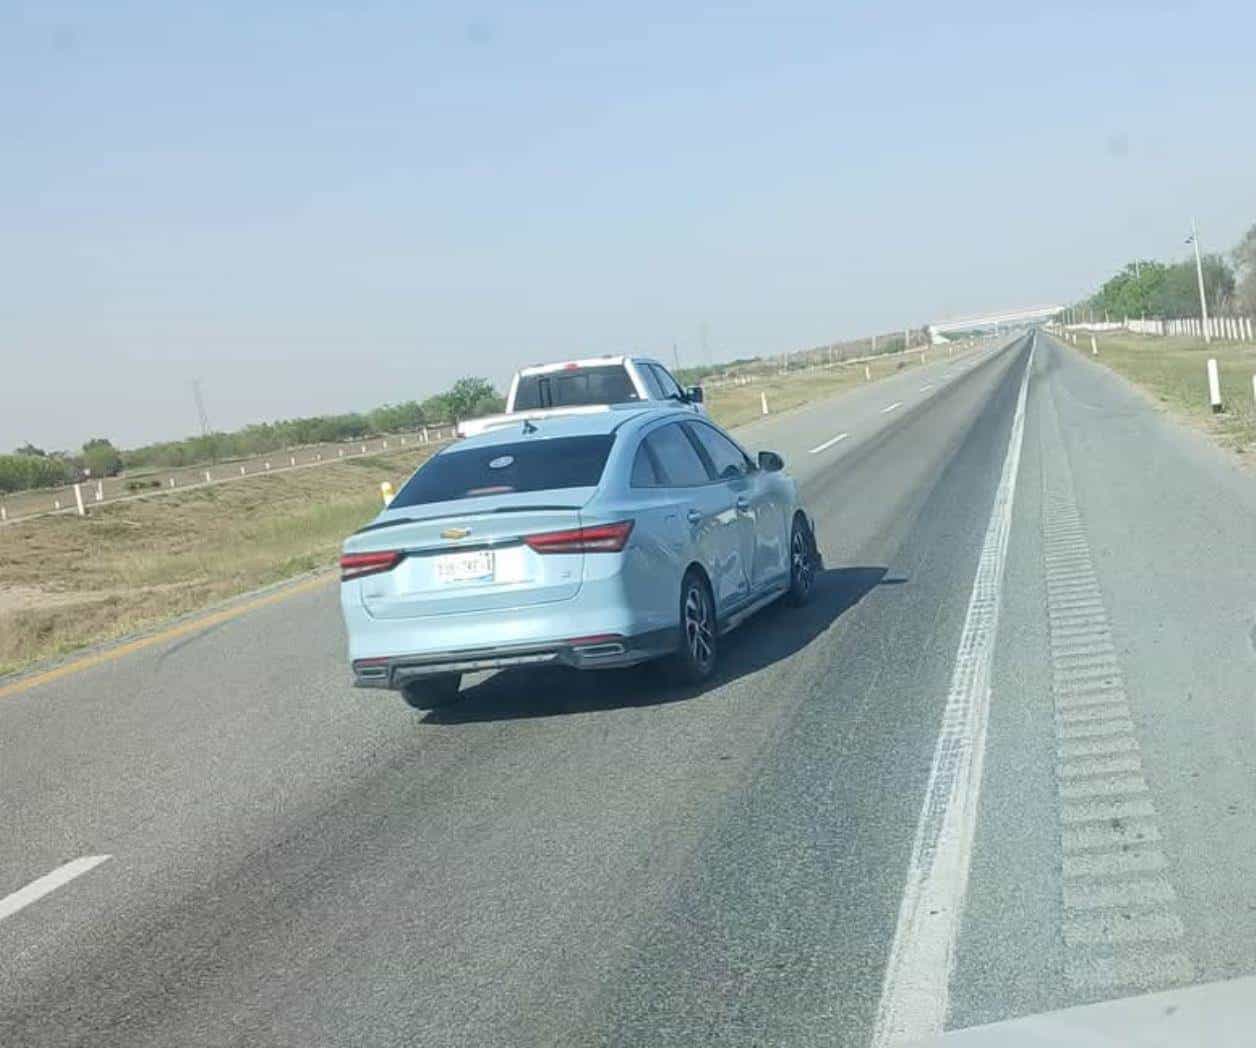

left=435, top=549, right=495, bottom=584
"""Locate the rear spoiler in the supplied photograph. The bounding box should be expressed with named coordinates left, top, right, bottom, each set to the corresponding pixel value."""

left=455, top=404, right=612, bottom=438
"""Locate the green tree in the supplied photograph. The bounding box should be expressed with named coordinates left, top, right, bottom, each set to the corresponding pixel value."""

left=442, top=377, right=504, bottom=422
left=14, top=442, right=47, bottom=457
left=0, top=453, right=74, bottom=493
left=81, top=437, right=123, bottom=477
left=1233, top=224, right=1256, bottom=313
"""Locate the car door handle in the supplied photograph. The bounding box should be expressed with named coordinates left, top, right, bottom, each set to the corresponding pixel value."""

left=686, top=508, right=703, bottom=525
left=735, top=496, right=751, bottom=513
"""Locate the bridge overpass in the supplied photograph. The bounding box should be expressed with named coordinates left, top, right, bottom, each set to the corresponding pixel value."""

left=928, top=305, right=1062, bottom=341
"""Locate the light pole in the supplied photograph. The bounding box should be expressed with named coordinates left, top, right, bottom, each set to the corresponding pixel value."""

left=1188, top=217, right=1210, bottom=344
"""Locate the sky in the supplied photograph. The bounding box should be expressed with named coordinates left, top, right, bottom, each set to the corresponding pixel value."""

left=3, top=0, right=1255, bottom=451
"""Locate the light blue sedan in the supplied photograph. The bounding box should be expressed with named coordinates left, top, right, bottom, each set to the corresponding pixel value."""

left=340, top=406, right=820, bottom=709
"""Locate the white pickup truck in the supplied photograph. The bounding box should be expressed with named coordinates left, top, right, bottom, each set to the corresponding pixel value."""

left=456, top=355, right=706, bottom=438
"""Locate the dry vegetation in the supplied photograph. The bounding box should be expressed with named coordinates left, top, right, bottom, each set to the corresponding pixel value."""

left=1069, top=332, right=1256, bottom=457
left=0, top=450, right=430, bottom=676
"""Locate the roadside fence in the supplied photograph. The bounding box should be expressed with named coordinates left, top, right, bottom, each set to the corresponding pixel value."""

left=0, top=427, right=455, bottom=528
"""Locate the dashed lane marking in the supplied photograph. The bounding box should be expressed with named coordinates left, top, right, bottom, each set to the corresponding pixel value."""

left=0, top=856, right=112, bottom=923
left=808, top=432, right=850, bottom=454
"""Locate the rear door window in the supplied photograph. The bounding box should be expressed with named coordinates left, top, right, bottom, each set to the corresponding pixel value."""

left=630, top=442, right=663, bottom=487
left=643, top=423, right=712, bottom=487
left=512, top=366, right=639, bottom=409
left=390, top=436, right=615, bottom=507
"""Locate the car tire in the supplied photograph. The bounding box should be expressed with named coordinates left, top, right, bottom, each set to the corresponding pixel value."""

left=786, top=515, right=817, bottom=607
left=667, top=569, right=717, bottom=685
left=399, top=673, right=463, bottom=710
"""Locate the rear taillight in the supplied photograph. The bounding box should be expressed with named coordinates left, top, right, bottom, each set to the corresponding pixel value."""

left=340, top=550, right=402, bottom=580
left=524, top=520, right=634, bottom=554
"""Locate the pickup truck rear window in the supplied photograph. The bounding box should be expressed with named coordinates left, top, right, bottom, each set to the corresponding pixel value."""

left=513, top=366, right=638, bottom=409
left=390, top=436, right=616, bottom=507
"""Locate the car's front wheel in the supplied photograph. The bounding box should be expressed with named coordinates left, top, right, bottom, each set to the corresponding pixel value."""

left=400, top=673, right=463, bottom=710
left=667, top=569, right=717, bottom=685
left=786, top=515, right=817, bottom=606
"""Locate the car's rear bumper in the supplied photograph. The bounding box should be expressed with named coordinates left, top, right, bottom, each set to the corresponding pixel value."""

left=350, top=628, right=676, bottom=689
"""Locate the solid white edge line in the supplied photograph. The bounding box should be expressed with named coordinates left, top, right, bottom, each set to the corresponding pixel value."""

left=808, top=432, right=850, bottom=455
left=0, top=855, right=112, bottom=923
left=920, top=384, right=934, bottom=392
left=881, top=401, right=903, bottom=414
left=870, top=337, right=1034, bottom=1047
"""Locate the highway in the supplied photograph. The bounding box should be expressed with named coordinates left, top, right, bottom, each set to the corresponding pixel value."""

left=3, top=331, right=1255, bottom=1046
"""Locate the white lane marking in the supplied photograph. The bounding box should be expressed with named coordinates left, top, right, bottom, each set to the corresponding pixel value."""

left=920, top=383, right=934, bottom=392
left=807, top=432, right=850, bottom=455
left=880, top=401, right=903, bottom=414
left=870, top=345, right=1032, bottom=1047
left=0, top=856, right=111, bottom=923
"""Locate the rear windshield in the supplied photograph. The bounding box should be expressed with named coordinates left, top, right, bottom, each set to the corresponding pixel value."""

left=513, top=365, right=638, bottom=409
left=389, top=436, right=615, bottom=507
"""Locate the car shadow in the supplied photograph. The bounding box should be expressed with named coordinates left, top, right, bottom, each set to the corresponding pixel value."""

left=422, top=566, right=902, bottom=725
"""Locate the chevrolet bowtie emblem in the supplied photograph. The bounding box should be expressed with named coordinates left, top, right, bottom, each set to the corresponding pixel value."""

left=441, top=527, right=471, bottom=540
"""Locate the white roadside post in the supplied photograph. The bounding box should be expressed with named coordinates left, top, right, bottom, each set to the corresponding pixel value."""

left=1246, top=317, right=1253, bottom=341
left=1090, top=335, right=1098, bottom=356
left=1, top=505, right=6, bottom=522
left=54, top=499, right=61, bottom=510
left=380, top=481, right=394, bottom=505
left=73, top=483, right=86, bottom=517
left=864, top=364, right=871, bottom=380
left=760, top=391, right=769, bottom=415
left=290, top=455, right=296, bottom=466
left=1207, top=358, right=1222, bottom=413
left=338, top=448, right=344, bottom=457
left=204, top=471, right=212, bottom=484
left=95, top=481, right=103, bottom=501
left=361, top=444, right=367, bottom=454
left=1251, top=374, right=1256, bottom=408
left=169, top=477, right=175, bottom=488
left=240, top=465, right=246, bottom=475
left=382, top=439, right=388, bottom=449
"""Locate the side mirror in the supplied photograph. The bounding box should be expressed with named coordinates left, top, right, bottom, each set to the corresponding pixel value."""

left=685, top=385, right=704, bottom=404
left=758, top=450, right=784, bottom=472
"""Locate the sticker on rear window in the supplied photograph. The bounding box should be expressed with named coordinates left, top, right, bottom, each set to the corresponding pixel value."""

left=489, top=455, right=514, bottom=469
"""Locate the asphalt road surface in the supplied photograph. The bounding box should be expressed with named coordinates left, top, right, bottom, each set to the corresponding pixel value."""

left=3, top=331, right=1255, bottom=1046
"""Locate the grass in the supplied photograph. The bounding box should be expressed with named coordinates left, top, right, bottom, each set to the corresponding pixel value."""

left=702, top=348, right=940, bottom=430
left=0, top=343, right=971, bottom=678
left=1066, top=331, right=1256, bottom=456
left=0, top=447, right=432, bottom=676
